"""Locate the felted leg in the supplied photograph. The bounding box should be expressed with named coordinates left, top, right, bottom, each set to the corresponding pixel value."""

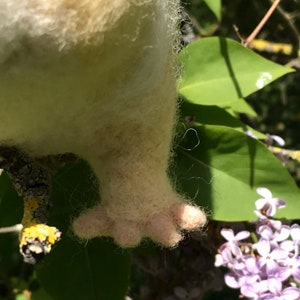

left=72, top=142, right=206, bottom=248
left=72, top=58, right=206, bottom=248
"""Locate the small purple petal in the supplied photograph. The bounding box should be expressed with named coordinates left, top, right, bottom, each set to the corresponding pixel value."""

left=245, top=257, right=259, bottom=273
left=214, top=254, right=224, bottom=267
left=235, top=231, right=250, bottom=241
left=271, top=247, right=289, bottom=260
left=245, top=130, right=258, bottom=139
left=265, top=204, right=277, bottom=217
left=268, top=278, right=281, bottom=295
left=269, top=219, right=283, bottom=231
left=257, top=225, right=273, bottom=240
left=224, top=273, right=240, bottom=289
left=256, top=198, right=268, bottom=210
left=256, top=238, right=271, bottom=256
left=293, top=268, right=300, bottom=283
left=273, top=198, right=286, bottom=209
left=241, top=284, right=260, bottom=299
left=220, top=228, right=235, bottom=241
left=274, top=266, right=291, bottom=282
left=281, top=287, right=300, bottom=300
left=217, top=246, right=233, bottom=265
left=232, top=260, right=246, bottom=271
left=280, top=240, right=294, bottom=252
left=257, top=187, right=272, bottom=199
left=290, top=224, right=300, bottom=242
left=267, top=134, right=286, bottom=146
left=276, top=225, right=290, bottom=242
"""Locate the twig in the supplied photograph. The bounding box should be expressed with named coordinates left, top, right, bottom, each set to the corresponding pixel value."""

left=0, top=224, right=23, bottom=234
left=233, top=24, right=244, bottom=44
left=243, top=0, right=281, bottom=47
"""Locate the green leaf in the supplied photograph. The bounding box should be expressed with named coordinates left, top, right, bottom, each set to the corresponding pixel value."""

left=178, top=37, right=294, bottom=106
left=226, top=98, right=257, bottom=117
left=175, top=125, right=300, bottom=221
left=37, top=237, right=131, bottom=300
left=0, top=172, right=23, bottom=227
left=31, top=287, right=54, bottom=300
left=180, top=101, right=265, bottom=138
left=16, top=295, right=27, bottom=300
left=36, top=161, right=131, bottom=300
left=204, top=0, right=222, bottom=21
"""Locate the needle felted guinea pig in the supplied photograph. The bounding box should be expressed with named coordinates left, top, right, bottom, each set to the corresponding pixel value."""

left=0, top=0, right=206, bottom=249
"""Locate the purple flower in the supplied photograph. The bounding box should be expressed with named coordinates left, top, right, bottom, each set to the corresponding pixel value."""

left=266, top=134, right=286, bottom=147
left=255, top=238, right=289, bottom=273
left=245, top=130, right=258, bottom=140
left=224, top=265, right=260, bottom=290
left=256, top=217, right=284, bottom=232
left=255, top=187, right=286, bottom=217
left=281, top=224, right=300, bottom=256
left=242, top=256, right=264, bottom=284
left=240, top=279, right=272, bottom=299
left=240, top=281, right=262, bottom=299
left=276, top=256, right=300, bottom=283
left=259, top=280, right=300, bottom=300
left=215, top=188, right=300, bottom=300
left=224, top=272, right=243, bottom=289
left=215, top=246, right=233, bottom=267
left=220, top=228, right=250, bottom=257
left=257, top=224, right=290, bottom=251
left=242, top=279, right=300, bottom=300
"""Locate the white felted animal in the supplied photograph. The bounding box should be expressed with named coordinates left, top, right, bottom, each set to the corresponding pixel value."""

left=0, top=0, right=206, bottom=248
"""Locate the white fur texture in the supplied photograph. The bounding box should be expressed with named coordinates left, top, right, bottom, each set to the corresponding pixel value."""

left=0, top=0, right=206, bottom=247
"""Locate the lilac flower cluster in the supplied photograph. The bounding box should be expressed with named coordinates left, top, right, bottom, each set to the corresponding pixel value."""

left=215, top=187, right=300, bottom=300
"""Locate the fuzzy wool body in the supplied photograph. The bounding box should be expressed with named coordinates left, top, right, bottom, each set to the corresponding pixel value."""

left=0, top=0, right=206, bottom=247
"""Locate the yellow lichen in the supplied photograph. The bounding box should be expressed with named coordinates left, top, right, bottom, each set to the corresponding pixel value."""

left=20, top=224, right=61, bottom=247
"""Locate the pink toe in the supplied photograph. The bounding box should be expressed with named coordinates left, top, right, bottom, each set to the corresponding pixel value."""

left=171, top=203, right=207, bottom=230
left=72, top=205, right=113, bottom=239
left=113, top=220, right=142, bottom=248
left=144, top=212, right=182, bottom=247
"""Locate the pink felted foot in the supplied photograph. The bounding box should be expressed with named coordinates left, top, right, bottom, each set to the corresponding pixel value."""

left=144, top=211, right=183, bottom=247
left=73, top=205, right=143, bottom=247
left=112, top=220, right=142, bottom=247
left=73, top=200, right=206, bottom=248
left=171, top=203, right=207, bottom=230
left=72, top=205, right=113, bottom=239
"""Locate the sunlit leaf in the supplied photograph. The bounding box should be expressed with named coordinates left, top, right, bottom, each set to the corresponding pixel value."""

left=178, top=37, right=294, bottom=106
left=175, top=125, right=300, bottom=221
left=226, top=98, right=257, bottom=117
